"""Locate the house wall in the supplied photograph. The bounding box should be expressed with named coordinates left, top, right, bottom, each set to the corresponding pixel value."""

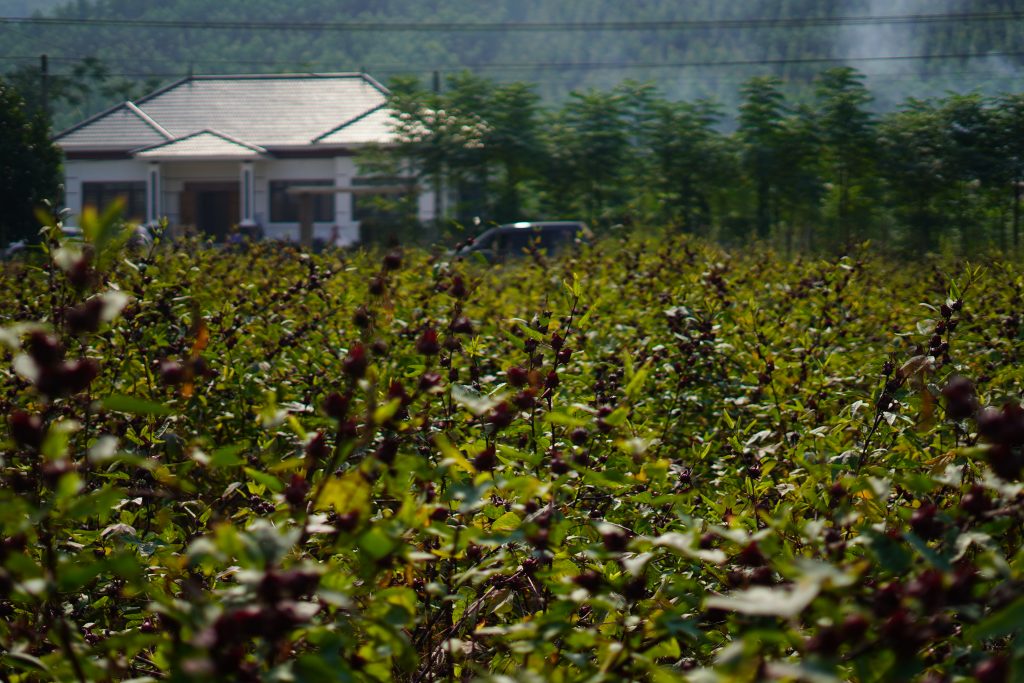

left=63, top=159, right=150, bottom=219
left=62, top=155, right=435, bottom=246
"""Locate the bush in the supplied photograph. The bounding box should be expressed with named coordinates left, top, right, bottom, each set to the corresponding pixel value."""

left=1, top=210, right=1022, bottom=681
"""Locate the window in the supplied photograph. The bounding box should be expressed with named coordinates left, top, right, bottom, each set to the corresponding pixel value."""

left=269, top=180, right=335, bottom=222
left=82, top=182, right=146, bottom=221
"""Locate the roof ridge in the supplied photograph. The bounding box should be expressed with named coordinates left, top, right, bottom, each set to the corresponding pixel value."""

left=311, top=103, right=388, bottom=143
left=187, top=72, right=368, bottom=80
left=124, top=101, right=173, bottom=140
left=130, top=128, right=267, bottom=155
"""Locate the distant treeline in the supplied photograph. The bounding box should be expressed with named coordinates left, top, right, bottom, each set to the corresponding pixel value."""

left=4, top=0, right=1024, bottom=130
left=368, top=68, right=1024, bottom=254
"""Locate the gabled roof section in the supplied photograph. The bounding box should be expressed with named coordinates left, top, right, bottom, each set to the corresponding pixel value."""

left=55, top=101, right=173, bottom=150
left=132, top=129, right=267, bottom=160
left=56, top=72, right=393, bottom=152
left=312, top=105, right=394, bottom=145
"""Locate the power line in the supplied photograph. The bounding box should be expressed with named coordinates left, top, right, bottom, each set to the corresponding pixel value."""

left=2, top=50, right=1022, bottom=75
left=1, top=10, right=1023, bottom=33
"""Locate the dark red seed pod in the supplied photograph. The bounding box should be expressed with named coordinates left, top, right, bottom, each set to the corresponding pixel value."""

left=27, top=331, right=64, bottom=368
left=66, top=298, right=105, bottom=335
left=487, top=401, right=514, bottom=429
left=306, top=432, right=330, bottom=467
left=506, top=365, right=528, bottom=387
left=513, top=389, right=536, bottom=411
left=910, top=503, right=943, bottom=540
left=974, top=656, right=1009, bottom=683
left=959, top=485, right=990, bottom=516
left=416, top=329, right=440, bottom=356
left=61, top=358, right=99, bottom=394
left=572, top=570, right=602, bottom=593
left=382, top=249, right=403, bottom=271
left=602, top=528, right=629, bottom=553
left=452, top=316, right=474, bottom=335
left=570, top=427, right=589, bottom=445
left=472, top=445, right=497, bottom=471
left=9, top=411, right=44, bottom=449
left=342, top=344, right=368, bottom=379
left=418, top=371, right=442, bottom=392
left=736, top=542, right=766, bottom=567
left=334, top=511, right=360, bottom=532
left=449, top=275, right=467, bottom=299
left=352, top=305, right=372, bottom=328
left=323, top=391, right=350, bottom=420
left=159, top=360, right=187, bottom=386
left=368, top=277, right=386, bottom=296
left=375, top=437, right=399, bottom=464
left=284, top=474, right=309, bottom=507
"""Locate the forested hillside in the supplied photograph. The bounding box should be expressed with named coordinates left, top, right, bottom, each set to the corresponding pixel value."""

left=2, top=0, right=1023, bottom=129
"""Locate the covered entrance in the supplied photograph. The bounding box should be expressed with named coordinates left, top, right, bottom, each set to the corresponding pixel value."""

left=180, top=181, right=240, bottom=241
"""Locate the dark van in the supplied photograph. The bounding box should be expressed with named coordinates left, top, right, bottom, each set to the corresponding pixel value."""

left=457, top=221, right=591, bottom=262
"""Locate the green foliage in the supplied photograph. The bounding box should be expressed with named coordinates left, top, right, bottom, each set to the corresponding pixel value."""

left=1, top=206, right=1024, bottom=680
left=0, top=76, right=61, bottom=245
left=7, top=0, right=1024, bottom=130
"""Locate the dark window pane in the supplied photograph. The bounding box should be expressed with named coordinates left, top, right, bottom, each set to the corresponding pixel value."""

left=269, top=180, right=334, bottom=222
left=82, top=181, right=146, bottom=222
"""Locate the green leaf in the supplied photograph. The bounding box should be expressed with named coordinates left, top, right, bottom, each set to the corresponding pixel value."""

left=358, top=527, right=395, bottom=560
left=317, top=471, right=371, bottom=513
left=210, top=444, right=246, bottom=467
left=373, top=398, right=403, bottom=425
left=244, top=467, right=284, bottom=493
left=433, top=433, right=476, bottom=473
left=492, top=511, right=522, bottom=533
left=2, top=652, right=52, bottom=674
left=102, top=395, right=172, bottom=416
left=971, top=595, right=1024, bottom=640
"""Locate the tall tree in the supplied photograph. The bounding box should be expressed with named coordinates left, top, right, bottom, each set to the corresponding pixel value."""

left=0, top=77, right=61, bottom=245
left=877, top=99, right=951, bottom=251
left=990, top=94, right=1024, bottom=251
left=542, top=89, right=631, bottom=227
left=738, top=76, right=787, bottom=241
left=814, top=67, right=876, bottom=247
left=484, top=81, right=543, bottom=222
left=646, top=98, right=730, bottom=234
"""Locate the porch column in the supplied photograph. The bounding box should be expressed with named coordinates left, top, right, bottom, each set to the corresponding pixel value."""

left=146, top=162, right=162, bottom=226
left=239, top=161, right=255, bottom=227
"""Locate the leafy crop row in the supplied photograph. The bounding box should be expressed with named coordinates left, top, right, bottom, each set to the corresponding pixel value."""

left=1, top=212, right=1023, bottom=681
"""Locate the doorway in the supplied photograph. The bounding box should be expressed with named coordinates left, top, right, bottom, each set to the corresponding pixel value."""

left=180, top=182, right=240, bottom=241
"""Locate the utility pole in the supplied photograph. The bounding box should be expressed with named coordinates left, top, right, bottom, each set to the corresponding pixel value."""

left=40, top=54, right=49, bottom=119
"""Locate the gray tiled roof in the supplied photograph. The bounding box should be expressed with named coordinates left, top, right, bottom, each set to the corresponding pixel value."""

left=58, top=102, right=171, bottom=150
left=55, top=73, right=391, bottom=152
left=133, top=130, right=267, bottom=160
left=315, top=106, right=395, bottom=146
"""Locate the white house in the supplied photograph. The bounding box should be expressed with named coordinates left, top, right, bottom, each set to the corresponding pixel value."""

left=54, top=72, right=433, bottom=245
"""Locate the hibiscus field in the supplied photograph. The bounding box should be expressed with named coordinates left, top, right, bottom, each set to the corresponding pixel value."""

left=1, top=212, right=1023, bottom=682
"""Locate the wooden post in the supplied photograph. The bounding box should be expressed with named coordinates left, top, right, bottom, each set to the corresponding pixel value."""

left=299, top=192, right=313, bottom=248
